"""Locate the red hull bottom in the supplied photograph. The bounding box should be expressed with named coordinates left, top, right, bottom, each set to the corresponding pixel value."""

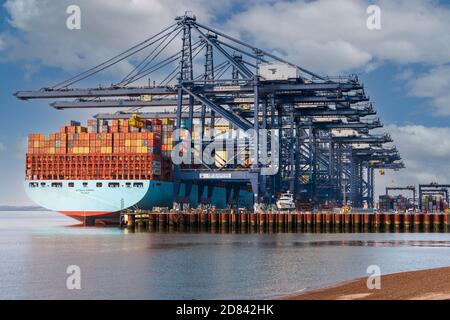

left=59, top=211, right=120, bottom=225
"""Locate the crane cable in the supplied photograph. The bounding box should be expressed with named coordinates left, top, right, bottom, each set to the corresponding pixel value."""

left=51, top=22, right=179, bottom=89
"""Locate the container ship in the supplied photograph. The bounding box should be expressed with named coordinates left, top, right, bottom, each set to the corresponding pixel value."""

left=25, top=116, right=252, bottom=224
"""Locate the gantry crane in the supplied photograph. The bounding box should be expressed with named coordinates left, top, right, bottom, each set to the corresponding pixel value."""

left=14, top=13, right=403, bottom=210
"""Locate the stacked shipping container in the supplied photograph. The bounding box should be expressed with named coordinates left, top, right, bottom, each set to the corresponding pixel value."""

left=161, top=118, right=174, bottom=179
left=378, top=195, right=393, bottom=212
left=378, top=194, right=413, bottom=212
left=421, top=195, right=449, bottom=213
left=26, top=117, right=175, bottom=181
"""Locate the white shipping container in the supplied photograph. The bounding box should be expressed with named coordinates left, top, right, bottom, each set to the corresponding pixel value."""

left=259, top=63, right=299, bottom=80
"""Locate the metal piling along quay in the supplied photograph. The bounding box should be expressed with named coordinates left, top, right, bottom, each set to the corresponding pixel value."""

left=120, top=209, right=450, bottom=233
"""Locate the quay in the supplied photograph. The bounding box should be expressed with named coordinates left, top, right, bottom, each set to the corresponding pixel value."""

left=119, top=210, right=450, bottom=232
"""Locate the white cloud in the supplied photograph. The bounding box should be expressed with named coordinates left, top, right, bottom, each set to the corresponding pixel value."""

left=375, top=124, right=450, bottom=197
left=395, top=68, right=414, bottom=81
left=404, top=65, right=450, bottom=115
left=4, top=0, right=41, bottom=30
left=22, top=63, right=39, bottom=81
left=3, top=0, right=450, bottom=77
left=0, top=34, right=6, bottom=51
left=225, top=0, right=450, bottom=74
left=13, top=137, right=28, bottom=160
left=1, top=0, right=232, bottom=76
left=0, top=142, right=6, bottom=152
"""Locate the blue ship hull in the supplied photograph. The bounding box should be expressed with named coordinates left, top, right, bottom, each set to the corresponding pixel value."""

left=25, top=180, right=253, bottom=223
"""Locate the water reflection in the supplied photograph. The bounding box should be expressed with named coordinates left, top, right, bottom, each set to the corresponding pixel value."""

left=1, top=211, right=450, bottom=299
left=145, top=239, right=450, bottom=250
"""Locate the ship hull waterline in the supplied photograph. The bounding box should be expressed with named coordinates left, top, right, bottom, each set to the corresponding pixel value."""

left=25, top=180, right=253, bottom=224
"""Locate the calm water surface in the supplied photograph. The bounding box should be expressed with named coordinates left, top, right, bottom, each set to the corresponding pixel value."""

left=1, top=211, right=450, bottom=299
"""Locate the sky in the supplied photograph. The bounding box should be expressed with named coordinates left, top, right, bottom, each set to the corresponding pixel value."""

left=1, top=0, right=450, bottom=205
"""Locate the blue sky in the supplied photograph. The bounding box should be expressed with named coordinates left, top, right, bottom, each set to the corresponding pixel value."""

left=1, top=0, right=450, bottom=205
